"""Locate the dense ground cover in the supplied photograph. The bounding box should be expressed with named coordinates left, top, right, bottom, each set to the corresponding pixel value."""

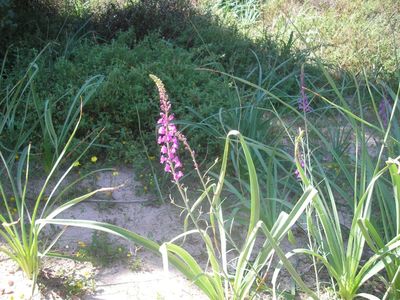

left=1, top=0, right=400, bottom=299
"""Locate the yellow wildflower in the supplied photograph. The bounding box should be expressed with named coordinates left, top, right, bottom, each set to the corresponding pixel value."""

left=91, top=156, right=98, bottom=163
left=73, top=161, right=81, bottom=167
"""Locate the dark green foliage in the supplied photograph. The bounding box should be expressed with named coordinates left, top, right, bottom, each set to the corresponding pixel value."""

left=0, top=0, right=15, bottom=30
left=90, top=0, right=195, bottom=41
left=0, top=0, right=16, bottom=52
left=0, top=0, right=64, bottom=56
left=4, top=31, right=235, bottom=163
left=1, top=0, right=196, bottom=58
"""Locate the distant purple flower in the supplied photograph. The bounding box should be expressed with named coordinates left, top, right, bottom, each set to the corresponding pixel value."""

left=294, top=158, right=305, bottom=181
left=378, top=96, right=392, bottom=128
left=298, top=66, right=313, bottom=113
left=150, top=75, right=183, bottom=182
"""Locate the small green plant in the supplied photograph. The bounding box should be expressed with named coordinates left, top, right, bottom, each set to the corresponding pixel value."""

left=129, top=256, right=143, bottom=272
left=75, top=231, right=131, bottom=267
left=0, top=104, right=115, bottom=288
left=63, top=272, right=95, bottom=298
left=39, top=265, right=96, bottom=298
left=353, top=83, right=400, bottom=299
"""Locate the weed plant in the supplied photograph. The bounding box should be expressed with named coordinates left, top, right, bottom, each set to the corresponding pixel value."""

left=75, top=231, right=131, bottom=267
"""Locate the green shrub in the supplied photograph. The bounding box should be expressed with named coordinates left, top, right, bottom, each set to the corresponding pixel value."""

left=0, top=0, right=66, bottom=56
left=90, top=0, right=195, bottom=41
left=4, top=32, right=235, bottom=164
left=0, top=0, right=16, bottom=52
left=0, top=0, right=15, bottom=30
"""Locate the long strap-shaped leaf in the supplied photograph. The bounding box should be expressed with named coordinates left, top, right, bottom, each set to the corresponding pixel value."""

left=36, top=186, right=118, bottom=232
left=209, top=130, right=260, bottom=296
left=35, top=219, right=213, bottom=294
left=162, top=243, right=220, bottom=299
left=162, top=229, right=225, bottom=298
left=238, top=186, right=317, bottom=298
left=387, top=157, right=400, bottom=235
left=212, top=130, right=260, bottom=241
left=260, top=224, right=318, bottom=300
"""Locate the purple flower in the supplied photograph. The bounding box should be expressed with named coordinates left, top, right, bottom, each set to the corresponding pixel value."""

left=150, top=74, right=184, bottom=182
left=379, top=96, right=392, bottom=128
left=298, top=66, right=313, bottom=113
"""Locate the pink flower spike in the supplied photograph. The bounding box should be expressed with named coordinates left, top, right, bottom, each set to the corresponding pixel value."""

left=174, top=171, right=183, bottom=181
left=158, top=127, right=166, bottom=135
left=175, top=160, right=182, bottom=168
left=150, top=74, right=184, bottom=182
